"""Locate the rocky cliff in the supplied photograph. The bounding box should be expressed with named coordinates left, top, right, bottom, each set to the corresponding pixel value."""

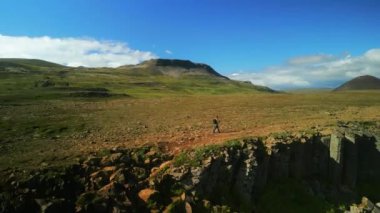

left=1, top=122, right=379, bottom=212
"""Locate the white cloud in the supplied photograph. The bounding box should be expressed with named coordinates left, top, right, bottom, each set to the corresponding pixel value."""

left=365, top=49, right=380, bottom=61
left=287, top=54, right=336, bottom=65
left=229, top=49, right=380, bottom=90
left=0, top=34, right=157, bottom=67
left=165, top=49, right=173, bottom=55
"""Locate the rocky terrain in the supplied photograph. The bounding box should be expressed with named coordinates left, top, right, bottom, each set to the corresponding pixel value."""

left=334, top=75, right=380, bottom=91
left=1, top=122, right=379, bottom=213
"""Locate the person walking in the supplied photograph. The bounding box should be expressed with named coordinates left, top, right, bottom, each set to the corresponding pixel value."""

left=212, top=116, right=221, bottom=133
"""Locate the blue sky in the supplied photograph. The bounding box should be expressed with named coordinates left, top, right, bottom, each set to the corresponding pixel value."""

left=1, top=0, right=380, bottom=88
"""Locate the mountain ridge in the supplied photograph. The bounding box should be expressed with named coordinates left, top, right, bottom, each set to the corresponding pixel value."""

left=120, top=58, right=228, bottom=79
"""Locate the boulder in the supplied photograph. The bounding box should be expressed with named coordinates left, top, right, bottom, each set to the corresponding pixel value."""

left=89, top=171, right=109, bottom=189
left=138, top=188, right=158, bottom=203
left=97, top=182, right=124, bottom=198
left=109, top=169, right=127, bottom=183
left=109, top=153, right=123, bottom=163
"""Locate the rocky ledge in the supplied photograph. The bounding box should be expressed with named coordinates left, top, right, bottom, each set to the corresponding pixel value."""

left=1, top=122, right=379, bottom=213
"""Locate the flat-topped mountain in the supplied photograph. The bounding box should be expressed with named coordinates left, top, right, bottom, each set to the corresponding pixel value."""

left=334, top=75, right=380, bottom=91
left=119, top=59, right=228, bottom=79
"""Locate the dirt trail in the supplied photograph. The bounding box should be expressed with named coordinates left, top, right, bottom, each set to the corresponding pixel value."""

left=155, top=123, right=309, bottom=154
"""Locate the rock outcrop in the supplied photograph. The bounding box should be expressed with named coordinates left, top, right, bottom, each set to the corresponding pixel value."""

left=154, top=123, right=380, bottom=211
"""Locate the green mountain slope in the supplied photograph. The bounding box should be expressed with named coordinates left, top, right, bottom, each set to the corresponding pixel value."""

left=0, top=58, right=65, bottom=70
left=0, top=58, right=275, bottom=102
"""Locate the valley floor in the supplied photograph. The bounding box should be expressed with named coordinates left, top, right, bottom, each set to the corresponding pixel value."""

left=1, top=91, right=380, bottom=171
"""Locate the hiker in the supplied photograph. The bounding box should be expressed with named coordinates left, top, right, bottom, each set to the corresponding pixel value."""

left=212, top=116, right=221, bottom=133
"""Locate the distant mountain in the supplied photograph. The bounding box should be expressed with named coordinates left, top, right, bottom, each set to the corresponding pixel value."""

left=118, top=58, right=276, bottom=92
left=119, top=59, right=228, bottom=79
left=334, top=75, right=380, bottom=91
left=0, top=58, right=276, bottom=97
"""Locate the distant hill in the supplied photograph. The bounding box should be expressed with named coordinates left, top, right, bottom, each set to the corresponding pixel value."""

left=0, top=58, right=65, bottom=69
left=119, top=59, right=228, bottom=79
left=334, top=75, right=380, bottom=91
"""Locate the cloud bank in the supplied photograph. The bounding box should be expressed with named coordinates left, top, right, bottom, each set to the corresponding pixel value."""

left=229, top=49, right=380, bottom=90
left=0, top=34, right=157, bottom=67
